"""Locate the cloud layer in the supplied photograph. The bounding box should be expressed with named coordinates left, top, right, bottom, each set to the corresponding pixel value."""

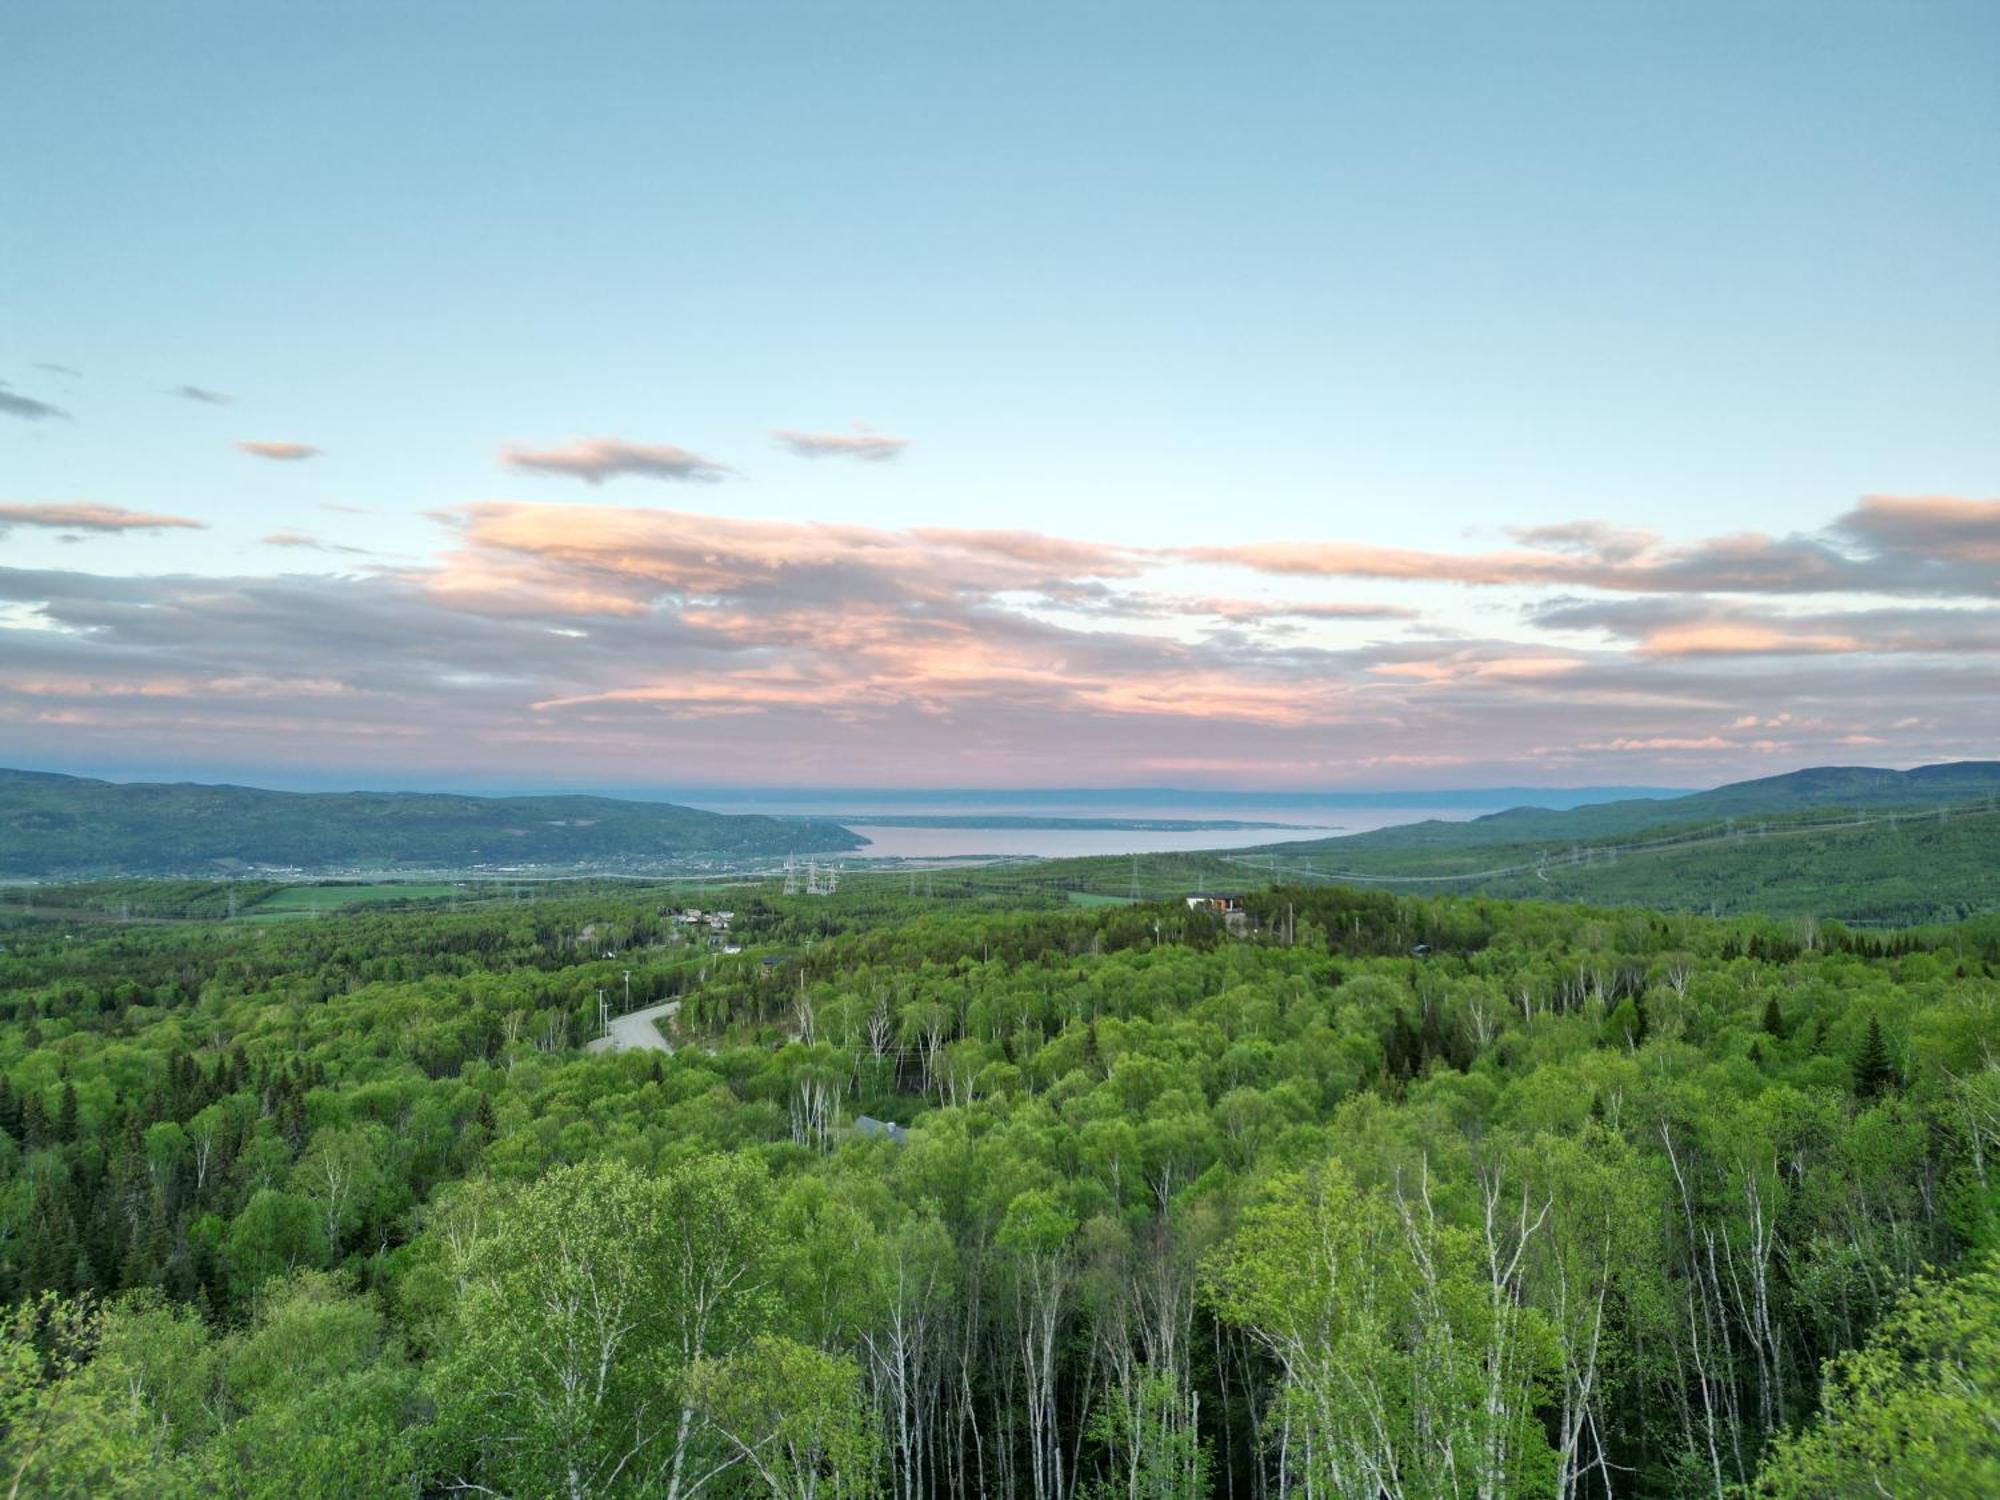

left=2, top=495, right=1994, bottom=785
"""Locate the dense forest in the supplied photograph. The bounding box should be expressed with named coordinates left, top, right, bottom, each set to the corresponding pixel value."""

left=1, top=876, right=1996, bottom=1496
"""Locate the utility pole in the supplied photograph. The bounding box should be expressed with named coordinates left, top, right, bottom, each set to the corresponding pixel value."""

left=597, top=989, right=609, bottom=1038
left=622, top=969, right=632, bottom=1014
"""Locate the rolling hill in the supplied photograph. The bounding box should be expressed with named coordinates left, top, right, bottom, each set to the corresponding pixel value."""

left=0, top=768, right=863, bottom=878
left=1236, top=761, right=2000, bottom=923
left=1266, top=761, right=2000, bottom=854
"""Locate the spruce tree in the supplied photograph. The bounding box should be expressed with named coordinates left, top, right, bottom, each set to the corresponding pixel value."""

left=20, top=1092, right=50, bottom=1149
left=1762, top=995, right=1785, bottom=1038
left=1853, top=1016, right=1896, bottom=1099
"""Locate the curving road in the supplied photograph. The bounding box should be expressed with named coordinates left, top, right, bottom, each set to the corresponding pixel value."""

left=586, top=999, right=680, bottom=1054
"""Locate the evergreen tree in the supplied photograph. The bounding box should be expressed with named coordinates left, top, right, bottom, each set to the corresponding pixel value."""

left=1853, top=1016, right=1897, bottom=1099
left=21, top=1092, right=50, bottom=1149
left=1762, top=995, right=1785, bottom=1038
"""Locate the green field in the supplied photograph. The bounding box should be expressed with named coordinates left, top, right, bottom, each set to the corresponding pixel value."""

left=245, top=882, right=465, bottom=916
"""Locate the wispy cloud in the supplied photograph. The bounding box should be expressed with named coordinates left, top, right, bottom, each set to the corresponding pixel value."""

left=772, top=426, right=911, bottom=462
left=262, top=530, right=372, bottom=556
left=171, top=384, right=234, bottom=405
left=1191, top=495, right=2000, bottom=599
left=501, top=437, right=735, bottom=485
left=1532, top=595, right=2000, bottom=658
left=0, top=503, right=206, bottom=535
left=0, top=383, right=71, bottom=422
left=237, top=440, right=322, bottom=462
left=32, top=363, right=81, bottom=378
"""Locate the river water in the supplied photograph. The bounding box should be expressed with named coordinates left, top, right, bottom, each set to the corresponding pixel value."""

left=682, top=795, right=1502, bottom=861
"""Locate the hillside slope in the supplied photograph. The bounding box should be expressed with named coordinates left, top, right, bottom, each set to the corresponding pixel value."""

left=1259, top=761, right=2000, bottom=854
left=1237, top=764, right=2000, bottom=923
left=0, top=768, right=862, bottom=877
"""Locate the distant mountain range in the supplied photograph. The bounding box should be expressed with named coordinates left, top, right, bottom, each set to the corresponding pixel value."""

left=0, top=768, right=862, bottom=879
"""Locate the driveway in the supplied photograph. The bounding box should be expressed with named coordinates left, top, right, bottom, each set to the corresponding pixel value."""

left=586, top=999, right=680, bottom=1054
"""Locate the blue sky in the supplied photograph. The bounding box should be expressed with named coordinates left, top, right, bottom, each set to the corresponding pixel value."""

left=2, top=2, right=1996, bottom=789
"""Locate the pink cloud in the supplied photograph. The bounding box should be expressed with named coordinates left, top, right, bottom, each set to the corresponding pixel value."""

left=1190, top=496, right=2000, bottom=599
left=0, top=502, right=206, bottom=534
left=1640, top=624, right=1863, bottom=657
left=1840, top=494, right=2000, bottom=563
left=500, top=438, right=734, bottom=485
left=6, top=492, right=1996, bottom=787
left=237, top=440, right=322, bottom=461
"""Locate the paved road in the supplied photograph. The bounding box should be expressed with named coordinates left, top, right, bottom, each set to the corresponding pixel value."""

left=586, top=999, right=680, bottom=1054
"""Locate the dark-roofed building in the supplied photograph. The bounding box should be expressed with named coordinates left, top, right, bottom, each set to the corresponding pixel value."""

left=853, top=1115, right=910, bottom=1146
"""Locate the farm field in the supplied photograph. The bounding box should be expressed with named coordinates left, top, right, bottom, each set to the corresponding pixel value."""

left=241, top=882, right=466, bottom=917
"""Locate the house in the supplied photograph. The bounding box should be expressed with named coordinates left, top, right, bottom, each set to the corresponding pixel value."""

left=853, top=1116, right=910, bottom=1146
left=1185, top=892, right=1245, bottom=914
left=1186, top=891, right=1251, bottom=936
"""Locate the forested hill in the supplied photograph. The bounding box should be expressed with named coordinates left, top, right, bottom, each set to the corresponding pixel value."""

left=0, top=768, right=862, bottom=877
left=1270, top=759, right=2000, bottom=854
left=1230, top=762, right=2000, bottom=924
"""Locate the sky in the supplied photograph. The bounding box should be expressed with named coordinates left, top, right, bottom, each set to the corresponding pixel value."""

left=2, top=0, right=1996, bottom=791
